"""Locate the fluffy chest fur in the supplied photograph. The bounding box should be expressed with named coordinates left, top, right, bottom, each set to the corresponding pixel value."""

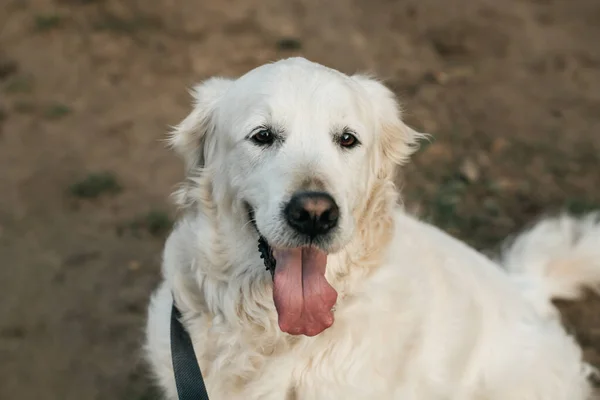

left=146, top=210, right=591, bottom=400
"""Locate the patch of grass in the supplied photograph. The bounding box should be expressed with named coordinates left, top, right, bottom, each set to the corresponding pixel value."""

left=34, top=14, right=63, bottom=31
left=276, top=37, right=303, bottom=51
left=4, top=75, right=33, bottom=93
left=482, top=197, right=501, bottom=217
left=45, top=103, right=71, bottom=119
left=428, top=176, right=467, bottom=228
left=69, top=172, right=121, bottom=199
left=129, top=210, right=172, bottom=237
left=143, top=210, right=172, bottom=236
left=421, top=174, right=511, bottom=250
left=566, top=198, right=600, bottom=217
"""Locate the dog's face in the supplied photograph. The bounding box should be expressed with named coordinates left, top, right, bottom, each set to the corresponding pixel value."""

left=171, top=58, right=421, bottom=335
left=173, top=58, right=418, bottom=252
left=216, top=62, right=378, bottom=253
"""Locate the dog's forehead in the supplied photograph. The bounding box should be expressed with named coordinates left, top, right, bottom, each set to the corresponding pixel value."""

left=221, top=59, right=366, bottom=127
left=238, top=58, right=350, bottom=92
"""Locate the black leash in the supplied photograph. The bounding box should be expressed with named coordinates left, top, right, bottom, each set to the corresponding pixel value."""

left=170, top=303, right=210, bottom=400
left=170, top=236, right=276, bottom=399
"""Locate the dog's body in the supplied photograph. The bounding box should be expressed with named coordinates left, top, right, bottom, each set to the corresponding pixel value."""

left=145, top=58, right=600, bottom=399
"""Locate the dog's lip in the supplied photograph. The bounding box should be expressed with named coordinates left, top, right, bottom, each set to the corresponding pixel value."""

left=272, top=243, right=327, bottom=253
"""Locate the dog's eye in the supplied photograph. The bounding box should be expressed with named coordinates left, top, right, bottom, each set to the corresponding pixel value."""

left=250, top=128, right=275, bottom=146
left=338, top=132, right=359, bottom=149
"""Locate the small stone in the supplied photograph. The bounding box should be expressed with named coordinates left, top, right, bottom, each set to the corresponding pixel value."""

left=128, top=260, right=141, bottom=271
left=423, top=71, right=449, bottom=84
left=459, top=158, right=480, bottom=183
left=491, top=137, right=509, bottom=154
left=423, top=67, right=474, bottom=85
left=490, top=178, right=518, bottom=192
left=419, top=141, right=451, bottom=162
left=475, top=151, right=491, bottom=167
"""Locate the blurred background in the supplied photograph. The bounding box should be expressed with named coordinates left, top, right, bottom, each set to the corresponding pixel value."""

left=1, top=0, right=599, bottom=399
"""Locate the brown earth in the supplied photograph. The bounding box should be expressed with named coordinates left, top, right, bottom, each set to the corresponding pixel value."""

left=1, top=0, right=599, bottom=399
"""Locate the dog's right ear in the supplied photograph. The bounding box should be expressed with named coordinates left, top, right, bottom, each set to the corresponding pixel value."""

left=168, top=77, right=233, bottom=172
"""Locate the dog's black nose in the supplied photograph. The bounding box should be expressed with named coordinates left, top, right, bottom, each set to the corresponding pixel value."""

left=284, top=191, right=339, bottom=237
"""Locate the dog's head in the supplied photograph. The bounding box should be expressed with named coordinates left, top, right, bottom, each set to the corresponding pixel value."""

left=170, top=58, right=423, bottom=335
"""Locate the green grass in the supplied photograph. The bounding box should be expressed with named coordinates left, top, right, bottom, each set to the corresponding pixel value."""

left=34, top=15, right=63, bottom=31
left=143, top=210, right=172, bottom=236
left=69, top=172, right=122, bottom=199
left=566, top=198, right=600, bottom=217
left=276, top=37, right=303, bottom=51
left=45, top=103, right=71, bottom=119
left=127, top=210, right=173, bottom=237
left=428, top=176, right=467, bottom=228
left=4, top=75, right=33, bottom=94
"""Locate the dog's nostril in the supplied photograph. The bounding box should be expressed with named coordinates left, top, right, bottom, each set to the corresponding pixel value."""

left=289, top=208, right=307, bottom=222
left=322, top=207, right=339, bottom=223
left=284, top=191, right=339, bottom=237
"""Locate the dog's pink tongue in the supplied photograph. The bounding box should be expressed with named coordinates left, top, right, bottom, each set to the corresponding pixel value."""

left=272, top=247, right=337, bottom=336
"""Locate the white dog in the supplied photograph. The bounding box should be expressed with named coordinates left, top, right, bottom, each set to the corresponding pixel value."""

left=145, top=57, right=600, bottom=399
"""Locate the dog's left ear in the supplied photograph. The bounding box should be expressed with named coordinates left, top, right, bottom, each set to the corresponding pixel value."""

left=168, top=77, right=233, bottom=172
left=352, top=75, right=426, bottom=178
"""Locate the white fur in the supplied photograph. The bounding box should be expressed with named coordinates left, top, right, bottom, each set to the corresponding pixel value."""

left=145, top=58, right=599, bottom=399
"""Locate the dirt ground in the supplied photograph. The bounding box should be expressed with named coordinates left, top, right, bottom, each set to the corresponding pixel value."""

left=1, top=0, right=599, bottom=398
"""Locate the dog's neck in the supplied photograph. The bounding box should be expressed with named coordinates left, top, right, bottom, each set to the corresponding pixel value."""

left=170, top=173, right=399, bottom=341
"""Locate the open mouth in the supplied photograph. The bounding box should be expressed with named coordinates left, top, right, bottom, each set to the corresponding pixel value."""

left=246, top=203, right=338, bottom=337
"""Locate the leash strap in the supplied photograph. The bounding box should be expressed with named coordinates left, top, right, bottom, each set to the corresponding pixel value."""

left=169, top=237, right=273, bottom=399
left=170, top=302, right=210, bottom=400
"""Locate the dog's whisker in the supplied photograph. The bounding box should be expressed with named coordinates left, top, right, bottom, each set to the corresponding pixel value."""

left=241, top=219, right=255, bottom=231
